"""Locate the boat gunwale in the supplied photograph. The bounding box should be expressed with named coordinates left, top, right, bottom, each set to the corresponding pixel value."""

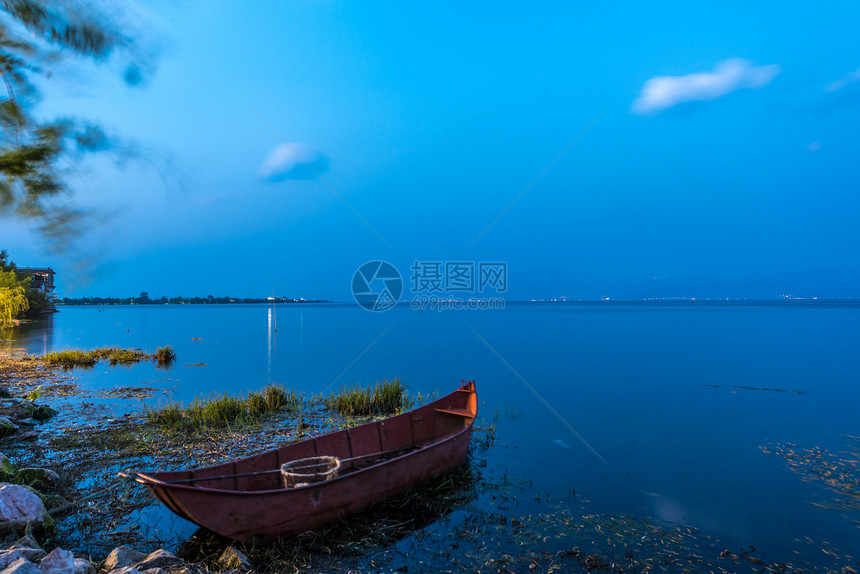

left=134, top=387, right=476, bottom=496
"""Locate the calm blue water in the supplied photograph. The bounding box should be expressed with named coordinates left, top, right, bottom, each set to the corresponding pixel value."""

left=4, top=303, right=860, bottom=563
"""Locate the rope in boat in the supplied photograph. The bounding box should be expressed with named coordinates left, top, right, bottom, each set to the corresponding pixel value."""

left=0, top=447, right=381, bottom=531
left=154, top=445, right=423, bottom=485
left=45, top=473, right=137, bottom=516
left=0, top=472, right=138, bottom=532
left=0, top=444, right=425, bottom=532
left=0, top=444, right=418, bottom=530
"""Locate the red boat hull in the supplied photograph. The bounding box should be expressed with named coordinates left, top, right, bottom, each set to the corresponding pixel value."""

left=133, top=381, right=477, bottom=541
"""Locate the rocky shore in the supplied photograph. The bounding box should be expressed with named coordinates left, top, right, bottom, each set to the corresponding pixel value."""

left=1, top=447, right=258, bottom=574
left=0, top=535, right=254, bottom=574
left=0, top=353, right=260, bottom=574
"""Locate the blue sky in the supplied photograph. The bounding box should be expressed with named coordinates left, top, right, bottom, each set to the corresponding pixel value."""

left=3, top=1, right=860, bottom=300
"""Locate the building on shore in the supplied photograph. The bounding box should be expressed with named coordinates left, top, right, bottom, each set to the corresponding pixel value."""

left=16, top=267, right=56, bottom=294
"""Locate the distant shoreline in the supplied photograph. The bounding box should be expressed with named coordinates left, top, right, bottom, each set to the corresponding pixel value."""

left=517, top=298, right=860, bottom=307
left=57, top=296, right=331, bottom=306
left=54, top=298, right=860, bottom=308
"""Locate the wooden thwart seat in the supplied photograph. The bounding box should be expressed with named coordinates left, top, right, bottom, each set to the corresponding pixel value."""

left=435, top=408, right=475, bottom=418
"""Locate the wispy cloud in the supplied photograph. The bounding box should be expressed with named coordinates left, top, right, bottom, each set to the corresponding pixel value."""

left=824, top=67, right=860, bottom=93
left=259, top=143, right=329, bottom=182
left=632, top=59, right=780, bottom=115
left=255, top=113, right=391, bottom=248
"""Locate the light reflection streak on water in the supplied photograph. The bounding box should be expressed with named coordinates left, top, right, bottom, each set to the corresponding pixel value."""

left=267, top=306, right=275, bottom=384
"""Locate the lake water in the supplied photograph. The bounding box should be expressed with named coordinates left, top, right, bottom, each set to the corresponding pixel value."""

left=4, top=303, right=860, bottom=567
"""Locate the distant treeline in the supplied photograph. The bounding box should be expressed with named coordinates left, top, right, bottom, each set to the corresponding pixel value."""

left=58, top=293, right=329, bottom=306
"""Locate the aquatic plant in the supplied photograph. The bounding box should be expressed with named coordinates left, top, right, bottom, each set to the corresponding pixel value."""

left=40, top=349, right=99, bottom=367
left=247, top=385, right=297, bottom=415
left=98, top=347, right=149, bottom=365
left=40, top=346, right=168, bottom=368
left=325, top=378, right=410, bottom=417
left=472, top=412, right=500, bottom=453
left=146, top=385, right=300, bottom=429
left=155, top=345, right=176, bottom=365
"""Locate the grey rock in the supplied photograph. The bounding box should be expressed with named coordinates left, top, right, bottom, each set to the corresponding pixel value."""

left=30, top=407, right=57, bottom=423
left=105, top=568, right=142, bottom=574
left=12, top=420, right=37, bottom=428
left=218, top=547, right=252, bottom=572
left=0, top=455, right=15, bottom=482
left=72, top=559, right=94, bottom=574
left=102, top=547, right=146, bottom=572
left=139, top=569, right=166, bottom=574
left=14, top=469, right=59, bottom=491
left=0, top=558, right=40, bottom=574
left=14, top=432, right=38, bottom=442
left=38, top=548, right=74, bottom=572
left=9, top=535, right=40, bottom=549
left=0, top=484, right=48, bottom=528
left=0, top=419, right=18, bottom=437
left=0, top=548, right=45, bottom=570
left=131, top=550, right=182, bottom=572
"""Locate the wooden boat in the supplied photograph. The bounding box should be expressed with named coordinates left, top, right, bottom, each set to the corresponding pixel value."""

left=128, top=381, right=477, bottom=541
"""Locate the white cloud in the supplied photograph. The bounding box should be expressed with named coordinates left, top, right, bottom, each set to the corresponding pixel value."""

left=632, top=59, right=780, bottom=115
left=259, top=143, right=329, bottom=182
left=824, top=67, right=860, bottom=92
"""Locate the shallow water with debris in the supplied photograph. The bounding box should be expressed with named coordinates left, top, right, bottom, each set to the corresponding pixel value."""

left=3, top=302, right=860, bottom=571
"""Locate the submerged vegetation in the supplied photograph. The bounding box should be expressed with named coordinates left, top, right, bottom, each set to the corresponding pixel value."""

left=40, top=346, right=175, bottom=368
left=324, top=378, right=411, bottom=416
left=762, top=438, right=860, bottom=520
left=145, top=385, right=300, bottom=429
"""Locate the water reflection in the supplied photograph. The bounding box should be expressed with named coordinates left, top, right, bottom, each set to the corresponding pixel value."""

left=267, top=306, right=277, bottom=384
left=1, top=313, right=54, bottom=354
left=175, top=462, right=480, bottom=567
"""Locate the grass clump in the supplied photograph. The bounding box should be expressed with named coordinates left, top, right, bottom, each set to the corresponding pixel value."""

left=155, top=345, right=176, bottom=365
left=97, top=347, right=149, bottom=365
left=247, top=385, right=296, bottom=415
left=41, top=349, right=98, bottom=367
left=325, top=378, right=410, bottom=417
left=146, top=384, right=299, bottom=429
left=40, top=346, right=172, bottom=368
